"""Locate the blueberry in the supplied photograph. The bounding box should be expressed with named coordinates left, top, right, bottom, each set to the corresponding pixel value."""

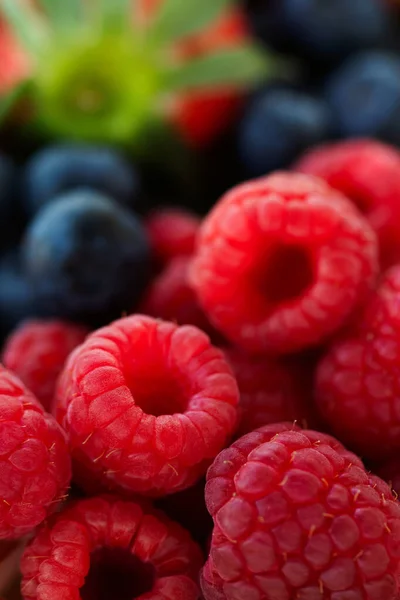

left=238, top=87, right=332, bottom=177
left=326, top=51, right=400, bottom=143
left=22, top=190, right=151, bottom=325
left=23, top=144, right=141, bottom=215
left=247, top=0, right=391, bottom=62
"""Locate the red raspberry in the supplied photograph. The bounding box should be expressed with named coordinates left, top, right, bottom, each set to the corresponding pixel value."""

left=190, top=172, right=378, bottom=355
left=202, top=423, right=400, bottom=600
left=20, top=495, right=203, bottom=600
left=225, top=348, right=318, bottom=437
left=145, top=208, right=201, bottom=267
left=54, top=314, right=239, bottom=497
left=140, top=256, right=220, bottom=341
left=3, top=319, right=88, bottom=413
left=0, top=366, right=71, bottom=540
left=376, top=459, right=400, bottom=500
left=316, top=265, right=400, bottom=461
left=295, top=139, right=400, bottom=268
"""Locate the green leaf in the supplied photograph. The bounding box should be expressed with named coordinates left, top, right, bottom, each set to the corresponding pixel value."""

left=38, top=0, right=83, bottom=29
left=1, top=0, right=48, bottom=53
left=149, top=0, right=233, bottom=44
left=98, top=0, right=132, bottom=30
left=0, top=80, right=32, bottom=125
left=164, top=45, right=272, bottom=91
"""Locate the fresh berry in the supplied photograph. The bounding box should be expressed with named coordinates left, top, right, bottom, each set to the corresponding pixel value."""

left=0, top=20, right=30, bottom=94
left=248, top=0, right=392, bottom=63
left=20, top=495, right=203, bottom=600
left=22, top=144, right=141, bottom=216
left=295, top=139, right=400, bottom=268
left=145, top=207, right=200, bottom=268
left=225, top=348, right=317, bottom=437
left=202, top=423, right=400, bottom=600
left=140, top=256, right=220, bottom=341
left=54, top=314, right=239, bottom=497
left=326, top=51, right=400, bottom=143
left=3, top=319, right=88, bottom=413
left=22, top=190, right=151, bottom=325
left=316, top=265, right=400, bottom=461
left=376, top=459, right=400, bottom=500
left=190, top=172, right=378, bottom=355
left=0, top=366, right=71, bottom=540
left=238, top=87, right=332, bottom=177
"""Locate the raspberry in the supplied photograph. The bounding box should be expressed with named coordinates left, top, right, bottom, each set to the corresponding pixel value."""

left=20, top=495, right=203, bottom=600
left=202, top=423, right=400, bottom=600
left=376, top=460, right=400, bottom=500
left=225, top=348, right=318, bottom=437
left=295, top=139, right=400, bottom=268
left=140, top=256, right=220, bottom=341
left=145, top=208, right=201, bottom=267
left=0, top=366, right=71, bottom=540
left=3, top=319, right=88, bottom=413
left=316, top=265, right=400, bottom=461
left=54, top=314, right=239, bottom=497
left=190, top=172, right=378, bottom=355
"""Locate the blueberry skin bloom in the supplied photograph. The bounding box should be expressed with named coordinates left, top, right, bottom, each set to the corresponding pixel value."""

left=22, top=190, right=151, bottom=325
left=23, top=144, right=140, bottom=215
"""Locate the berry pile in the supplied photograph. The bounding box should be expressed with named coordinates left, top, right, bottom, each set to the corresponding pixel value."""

left=2, top=1, right=400, bottom=600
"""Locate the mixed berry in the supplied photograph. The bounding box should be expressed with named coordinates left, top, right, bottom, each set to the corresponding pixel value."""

left=2, top=0, right=400, bottom=599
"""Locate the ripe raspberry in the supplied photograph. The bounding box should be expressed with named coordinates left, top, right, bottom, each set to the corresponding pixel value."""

left=140, top=256, right=220, bottom=341
left=20, top=495, right=203, bottom=600
left=225, top=348, right=318, bottom=437
left=202, top=423, right=400, bottom=600
left=54, top=314, right=239, bottom=497
left=3, top=319, right=88, bottom=413
left=190, top=172, right=378, bottom=355
left=316, top=265, right=400, bottom=461
left=145, top=208, right=201, bottom=268
left=295, top=139, right=400, bottom=268
left=0, top=366, right=71, bottom=540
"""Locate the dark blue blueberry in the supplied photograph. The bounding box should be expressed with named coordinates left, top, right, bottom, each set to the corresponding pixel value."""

left=22, top=190, right=151, bottom=325
left=326, top=51, right=400, bottom=143
left=246, top=0, right=392, bottom=62
left=23, top=144, right=141, bottom=215
left=238, top=87, right=332, bottom=177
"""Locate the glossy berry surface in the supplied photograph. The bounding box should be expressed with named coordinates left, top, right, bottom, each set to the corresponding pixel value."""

left=22, top=190, right=151, bottom=325
left=0, top=366, right=71, bottom=541
left=316, top=265, right=400, bottom=461
left=191, top=172, right=378, bottom=355
left=238, top=87, right=332, bottom=177
left=22, top=144, right=140, bottom=216
left=203, top=424, right=400, bottom=600
left=20, top=495, right=203, bottom=600
left=54, top=315, right=239, bottom=497
left=3, top=319, right=88, bottom=413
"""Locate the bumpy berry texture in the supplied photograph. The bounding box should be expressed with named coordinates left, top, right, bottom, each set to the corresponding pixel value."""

left=316, top=265, right=400, bottom=461
left=55, top=315, right=239, bottom=497
left=3, top=319, right=88, bottom=413
left=21, top=495, right=203, bottom=600
left=0, top=366, right=71, bottom=540
left=140, top=256, right=220, bottom=341
left=203, top=424, right=400, bottom=600
left=191, top=172, right=378, bottom=355
left=145, top=208, right=200, bottom=268
left=225, top=349, right=317, bottom=437
left=296, top=139, right=400, bottom=268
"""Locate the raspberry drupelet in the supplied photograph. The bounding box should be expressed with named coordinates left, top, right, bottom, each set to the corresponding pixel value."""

left=0, top=366, right=71, bottom=540
left=3, top=319, right=88, bottom=413
left=54, top=314, right=239, bottom=497
left=202, top=423, right=400, bottom=600
left=295, top=139, right=400, bottom=268
left=316, top=265, right=400, bottom=461
left=20, top=495, right=203, bottom=600
left=190, top=172, right=378, bottom=356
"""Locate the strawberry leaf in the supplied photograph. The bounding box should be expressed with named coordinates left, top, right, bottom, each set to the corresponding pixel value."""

left=149, top=0, right=233, bottom=44
left=0, top=80, right=32, bottom=125
left=164, top=45, right=272, bottom=91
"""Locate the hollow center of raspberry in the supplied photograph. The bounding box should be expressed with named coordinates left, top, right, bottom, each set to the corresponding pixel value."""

left=258, top=243, right=314, bottom=305
left=81, top=547, right=156, bottom=600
